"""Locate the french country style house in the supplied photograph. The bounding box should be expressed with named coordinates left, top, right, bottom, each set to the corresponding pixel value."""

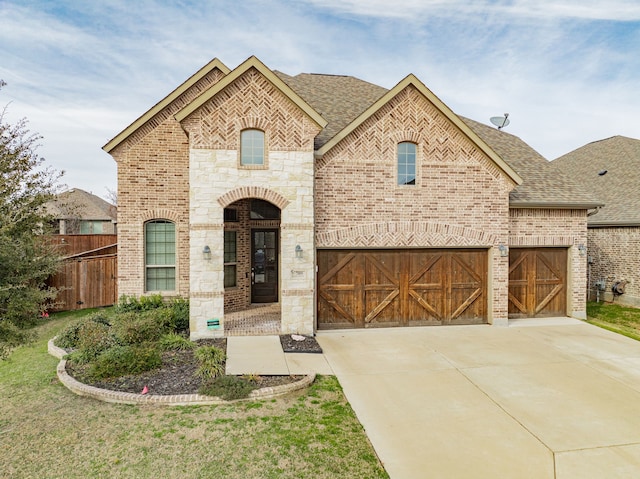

left=103, top=56, right=600, bottom=339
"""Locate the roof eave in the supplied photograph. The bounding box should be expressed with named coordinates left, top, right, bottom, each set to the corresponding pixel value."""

left=174, top=56, right=327, bottom=128
left=103, top=58, right=231, bottom=154
left=316, top=74, right=523, bottom=186
left=588, top=221, right=640, bottom=228
left=509, top=201, right=605, bottom=210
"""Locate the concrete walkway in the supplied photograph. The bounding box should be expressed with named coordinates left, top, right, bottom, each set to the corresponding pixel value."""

left=226, top=320, right=640, bottom=478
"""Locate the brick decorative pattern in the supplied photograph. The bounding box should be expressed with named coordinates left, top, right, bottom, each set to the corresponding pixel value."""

left=182, top=68, right=319, bottom=152
left=509, top=208, right=588, bottom=318
left=109, top=71, right=227, bottom=299
left=218, top=186, right=290, bottom=209
left=587, top=227, right=640, bottom=307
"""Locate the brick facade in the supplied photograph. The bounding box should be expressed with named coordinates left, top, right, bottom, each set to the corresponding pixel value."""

left=587, top=227, right=640, bottom=307
left=106, top=57, right=592, bottom=336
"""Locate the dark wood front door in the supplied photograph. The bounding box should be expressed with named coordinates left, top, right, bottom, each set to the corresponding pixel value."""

left=317, top=249, right=487, bottom=329
left=508, top=248, right=567, bottom=318
left=251, top=230, right=278, bottom=303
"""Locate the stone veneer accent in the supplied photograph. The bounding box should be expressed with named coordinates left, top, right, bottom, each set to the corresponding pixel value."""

left=315, top=84, right=515, bottom=325
left=587, top=227, right=640, bottom=307
left=182, top=67, right=322, bottom=338
left=509, top=208, right=589, bottom=318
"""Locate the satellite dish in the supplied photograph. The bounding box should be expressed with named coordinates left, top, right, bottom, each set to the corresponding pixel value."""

left=490, top=113, right=510, bottom=129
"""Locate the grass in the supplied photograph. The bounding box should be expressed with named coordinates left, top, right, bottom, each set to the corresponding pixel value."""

left=587, top=301, right=640, bottom=341
left=0, top=309, right=388, bottom=479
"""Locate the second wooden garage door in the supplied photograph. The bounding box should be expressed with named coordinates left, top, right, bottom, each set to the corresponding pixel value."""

left=317, top=249, right=487, bottom=329
left=508, top=248, right=567, bottom=318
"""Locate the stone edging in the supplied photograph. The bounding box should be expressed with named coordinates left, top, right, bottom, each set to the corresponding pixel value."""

left=48, top=338, right=315, bottom=406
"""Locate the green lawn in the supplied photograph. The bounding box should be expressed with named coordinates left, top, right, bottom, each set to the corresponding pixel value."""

left=0, top=310, right=388, bottom=479
left=587, top=301, right=640, bottom=341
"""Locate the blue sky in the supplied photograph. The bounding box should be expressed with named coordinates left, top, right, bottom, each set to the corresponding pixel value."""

left=1, top=0, right=639, bottom=200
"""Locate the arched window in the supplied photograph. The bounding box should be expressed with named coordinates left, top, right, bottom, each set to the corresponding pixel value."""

left=397, top=142, right=417, bottom=185
left=145, top=220, right=176, bottom=291
left=240, top=129, right=265, bottom=166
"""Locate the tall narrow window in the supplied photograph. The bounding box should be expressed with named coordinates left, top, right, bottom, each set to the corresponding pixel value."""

left=224, top=231, right=237, bottom=288
left=240, top=129, right=265, bottom=166
left=145, top=220, right=176, bottom=291
left=397, top=142, right=417, bottom=185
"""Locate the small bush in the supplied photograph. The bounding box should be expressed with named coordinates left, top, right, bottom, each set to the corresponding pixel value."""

left=74, top=321, right=119, bottom=364
left=112, top=309, right=172, bottom=345
left=199, top=375, right=257, bottom=400
left=88, top=343, right=162, bottom=380
left=55, top=312, right=112, bottom=350
left=115, top=294, right=164, bottom=313
left=160, top=332, right=194, bottom=351
left=168, top=298, right=189, bottom=333
left=194, top=346, right=226, bottom=380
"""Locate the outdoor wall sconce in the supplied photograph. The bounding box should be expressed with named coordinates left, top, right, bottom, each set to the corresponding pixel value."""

left=578, top=244, right=587, bottom=256
left=498, top=244, right=509, bottom=257
left=295, top=245, right=303, bottom=259
left=203, top=245, right=212, bottom=260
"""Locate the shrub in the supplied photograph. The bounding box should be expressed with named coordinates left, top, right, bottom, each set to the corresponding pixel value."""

left=88, top=343, right=162, bottom=380
left=160, top=332, right=194, bottom=351
left=55, top=312, right=112, bottom=350
left=194, top=346, right=226, bottom=380
left=74, top=320, right=119, bottom=364
left=115, top=294, right=164, bottom=313
left=168, top=298, right=189, bottom=333
left=199, top=375, right=257, bottom=400
left=112, top=309, right=172, bottom=345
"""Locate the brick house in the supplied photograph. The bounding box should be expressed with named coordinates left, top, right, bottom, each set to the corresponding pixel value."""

left=103, top=56, right=599, bottom=339
left=46, top=188, right=117, bottom=235
left=553, top=136, right=640, bottom=307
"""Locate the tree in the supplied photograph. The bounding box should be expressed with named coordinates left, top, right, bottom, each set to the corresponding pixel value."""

left=0, top=81, right=63, bottom=357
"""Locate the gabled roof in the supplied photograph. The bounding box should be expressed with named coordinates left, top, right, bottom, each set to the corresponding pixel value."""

left=552, top=136, right=640, bottom=225
left=311, top=74, right=522, bottom=186
left=174, top=56, right=327, bottom=129
left=46, top=188, right=117, bottom=221
left=464, top=118, right=602, bottom=209
left=103, top=58, right=231, bottom=153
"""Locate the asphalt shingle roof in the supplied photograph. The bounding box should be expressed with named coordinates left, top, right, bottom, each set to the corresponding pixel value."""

left=276, top=71, right=599, bottom=208
left=552, top=136, right=640, bottom=225
left=46, top=188, right=117, bottom=221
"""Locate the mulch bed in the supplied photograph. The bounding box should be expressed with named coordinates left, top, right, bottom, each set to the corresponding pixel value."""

left=64, top=336, right=318, bottom=396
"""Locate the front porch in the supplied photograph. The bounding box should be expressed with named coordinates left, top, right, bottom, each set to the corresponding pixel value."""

left=224, top=303, right=282, bottom=336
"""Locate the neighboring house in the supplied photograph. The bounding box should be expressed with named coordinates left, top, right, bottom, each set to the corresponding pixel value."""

left=103, top=56, right=599, bottom=339
left=553, top=136, right=640, bottom=307
left=46, top=188, right=117, bottom=234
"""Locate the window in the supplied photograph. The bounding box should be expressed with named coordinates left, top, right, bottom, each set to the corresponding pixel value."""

left=145, top=220, right=176, bottom=291
left=224, top=208, right=238, bottom=222
left=397, top=142, right=417, bottom=185
left=250, top=199, right=280, bottom=220
left=240, top=129, right=265, bottom=166
left=80, top=220, right=104, bottom=234
left=224, top=231, right=237, bottom=288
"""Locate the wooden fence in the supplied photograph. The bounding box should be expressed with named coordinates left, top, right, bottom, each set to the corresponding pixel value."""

left=47, top=236, right=118, bottom=312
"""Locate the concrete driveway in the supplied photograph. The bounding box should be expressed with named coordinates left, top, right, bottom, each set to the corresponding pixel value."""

left=316, top=318, right=640, bottom=479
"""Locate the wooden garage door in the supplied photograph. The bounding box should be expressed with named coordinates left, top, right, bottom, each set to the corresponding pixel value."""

left=317, top=249, right=487, bottom=329
left=508, top=248, right=567, bottom=318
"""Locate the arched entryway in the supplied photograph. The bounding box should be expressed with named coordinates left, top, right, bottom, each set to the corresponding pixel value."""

left=223, top=198, right=282, bottom=335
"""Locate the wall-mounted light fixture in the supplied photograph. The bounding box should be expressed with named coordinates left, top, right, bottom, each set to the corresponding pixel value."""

left=577, top=244, right=587, bottom=256
left=498, top=244, right=509, bottom=257
left=203, top=245, right=212, bottom=260
left=295, top=245, right=303, bottom=259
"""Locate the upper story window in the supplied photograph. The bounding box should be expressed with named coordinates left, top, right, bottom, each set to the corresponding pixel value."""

left=145, top=220, right=176, bottom=292
left=240, top=129, right=265, bottom=166
left=397, top=142, right=417, bottom=186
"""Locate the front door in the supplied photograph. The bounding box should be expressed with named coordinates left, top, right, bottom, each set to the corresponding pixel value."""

left=251, top=230, right=278, bottom=303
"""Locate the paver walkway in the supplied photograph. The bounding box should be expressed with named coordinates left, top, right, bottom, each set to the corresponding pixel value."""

left=316, top=319, right=640, bottom=479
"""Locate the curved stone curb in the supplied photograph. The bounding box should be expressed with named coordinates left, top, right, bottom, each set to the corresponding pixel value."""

left=49, top=337, right=315, bottom=406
